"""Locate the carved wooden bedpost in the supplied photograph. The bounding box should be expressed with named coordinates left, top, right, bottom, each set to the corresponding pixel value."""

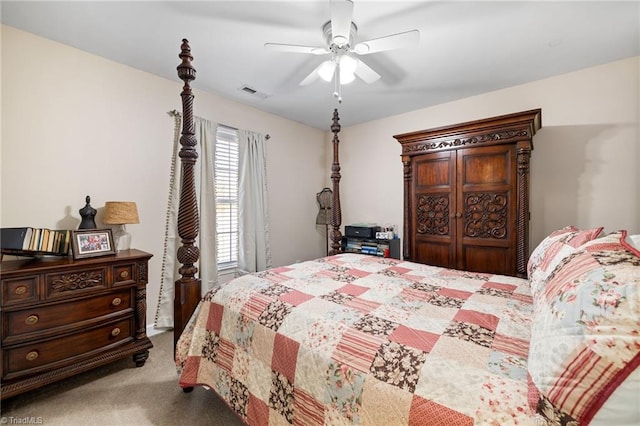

left=174, top=39, right=202, bottom=350
left=329, top=109, right=343, bottom=255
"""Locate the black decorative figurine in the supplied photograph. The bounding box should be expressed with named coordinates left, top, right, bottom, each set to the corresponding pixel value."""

left=78, top=195, right=97, bottom=229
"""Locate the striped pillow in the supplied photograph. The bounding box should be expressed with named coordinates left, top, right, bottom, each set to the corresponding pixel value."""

left=527, top=226, right=602, bottom=299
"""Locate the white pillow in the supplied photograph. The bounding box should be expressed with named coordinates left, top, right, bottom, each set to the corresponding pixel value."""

left=626, top=234, right=640, bottom=250
left=591, top=368, right=640, bottom=425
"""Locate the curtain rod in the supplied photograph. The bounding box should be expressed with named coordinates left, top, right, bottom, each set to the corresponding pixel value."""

left=167, top=110, right=270, bottom=140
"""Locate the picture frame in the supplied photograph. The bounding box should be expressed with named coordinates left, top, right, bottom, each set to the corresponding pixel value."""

left=71, top=229, right=116, bottom=259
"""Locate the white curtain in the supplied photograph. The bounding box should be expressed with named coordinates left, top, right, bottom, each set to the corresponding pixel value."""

left=154, top=115, right=218, bottom=329
left=238, top=130, right=272, bottom=274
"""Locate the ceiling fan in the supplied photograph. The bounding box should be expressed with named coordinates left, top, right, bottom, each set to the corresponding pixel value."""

left=265, top=0, right=420, bottom=102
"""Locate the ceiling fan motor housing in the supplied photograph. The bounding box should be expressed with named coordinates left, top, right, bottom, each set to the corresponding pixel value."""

left=322, top=20, right=357, bottom=51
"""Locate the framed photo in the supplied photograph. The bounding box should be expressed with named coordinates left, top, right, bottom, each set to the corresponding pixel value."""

left=71, top=229, right=116, bottom=259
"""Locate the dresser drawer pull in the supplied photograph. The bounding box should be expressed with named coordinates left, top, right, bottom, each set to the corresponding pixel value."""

left=25, top=315, right=39, bottom=325
left=120, top=270, right=130, bottom=279
left=26, top=351, right=39, bottom=361
left=15, top=285, right=28, bottom=295
left=111, top=327, right=121, bottom=337
left=111, top=297, right=122, bottom=306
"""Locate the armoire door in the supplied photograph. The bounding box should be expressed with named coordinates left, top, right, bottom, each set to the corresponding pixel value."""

left=410, top=150, right=456, bottom=267
left=456, top=144, right=517, bottom=276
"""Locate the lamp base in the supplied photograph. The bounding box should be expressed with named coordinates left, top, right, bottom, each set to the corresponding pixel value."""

left=113, top=225, right=132, bottom=251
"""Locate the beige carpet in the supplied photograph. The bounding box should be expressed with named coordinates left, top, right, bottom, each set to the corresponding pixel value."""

left=0, top=331, right=244, bottom=426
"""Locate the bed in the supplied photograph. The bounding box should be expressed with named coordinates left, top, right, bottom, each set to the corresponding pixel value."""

left=171, top=40, right=640, bottom=425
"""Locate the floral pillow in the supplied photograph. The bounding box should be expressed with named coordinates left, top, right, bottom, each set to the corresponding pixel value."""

left=528, top=230, right=640, bottom=425
left=527, top=226, right=603, bottom=298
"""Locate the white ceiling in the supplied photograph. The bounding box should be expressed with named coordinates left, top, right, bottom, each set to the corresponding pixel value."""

left=2, top=1, right=639, bottom=130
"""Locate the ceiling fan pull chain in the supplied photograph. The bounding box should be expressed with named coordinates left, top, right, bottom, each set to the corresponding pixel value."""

left=333, top=62, right=343, bottom=103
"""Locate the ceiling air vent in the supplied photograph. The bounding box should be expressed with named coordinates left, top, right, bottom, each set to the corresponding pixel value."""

left=239, top=85, right=270, bottom=100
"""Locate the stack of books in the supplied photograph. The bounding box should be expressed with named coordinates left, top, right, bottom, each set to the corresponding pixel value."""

left=1, top=227, right=72, bottom=256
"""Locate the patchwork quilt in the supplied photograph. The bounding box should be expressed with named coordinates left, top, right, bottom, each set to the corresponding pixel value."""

left=176, top=253, right=534, bottom=425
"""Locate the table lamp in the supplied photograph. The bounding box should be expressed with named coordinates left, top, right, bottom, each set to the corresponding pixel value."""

left=103, top=201, right=139, bottom=251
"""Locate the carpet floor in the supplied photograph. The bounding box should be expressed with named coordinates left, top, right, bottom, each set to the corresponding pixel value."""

left=0, top=331, right=244, bottom=425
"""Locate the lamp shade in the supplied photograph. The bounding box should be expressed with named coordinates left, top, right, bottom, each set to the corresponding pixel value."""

left=103, top=201, right=139, bottom=225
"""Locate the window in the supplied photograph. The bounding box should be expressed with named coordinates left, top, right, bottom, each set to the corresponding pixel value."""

left=215, top=126, right=239, bottom=269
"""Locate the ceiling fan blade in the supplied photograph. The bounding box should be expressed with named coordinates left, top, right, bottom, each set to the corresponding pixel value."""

left=354, top=59, right=381, bottom=84
left=330, top=0, right=354, bottom=47
left=300, top=62, right=325, bottom=86
left=353, top=30, right=420, bottom=55
left=300, top=71, right=320, bottom=86
left=265, top=43, right=328, bottom=55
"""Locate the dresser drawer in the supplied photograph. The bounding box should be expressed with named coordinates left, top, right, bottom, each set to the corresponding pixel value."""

left=2, top=275, right=39, bottom=306
left=5, top=289, right=133, bottom=340
left=112, top=262, right=136, bottom=286
left=5, top=317, right=133, bottom=378
left=45, top=266, right=108, bottom=299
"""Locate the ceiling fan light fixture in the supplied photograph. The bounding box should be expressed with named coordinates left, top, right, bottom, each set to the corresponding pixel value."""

left=340, top=71, right=356, bottom=84
left=339, top=55, right=357, bottom=84
left=318, top=60, right=337, bottom=82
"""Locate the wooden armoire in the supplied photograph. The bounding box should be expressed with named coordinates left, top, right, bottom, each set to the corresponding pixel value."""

left=393, top=109, right=541, bottom=278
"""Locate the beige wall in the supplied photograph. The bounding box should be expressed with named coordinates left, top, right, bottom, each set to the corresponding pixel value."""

left=337, top=56, right=640, bottom=250
left=1, top=26, right=328, bottom=328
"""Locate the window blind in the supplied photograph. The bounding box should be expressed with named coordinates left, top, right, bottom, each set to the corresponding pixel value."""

left=215, top=125, right=239, bottom=269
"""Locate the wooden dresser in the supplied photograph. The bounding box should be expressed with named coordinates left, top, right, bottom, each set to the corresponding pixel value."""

left=394, top=109, right=541, bottom=278
left=0, top=249, right=153, bottom=399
